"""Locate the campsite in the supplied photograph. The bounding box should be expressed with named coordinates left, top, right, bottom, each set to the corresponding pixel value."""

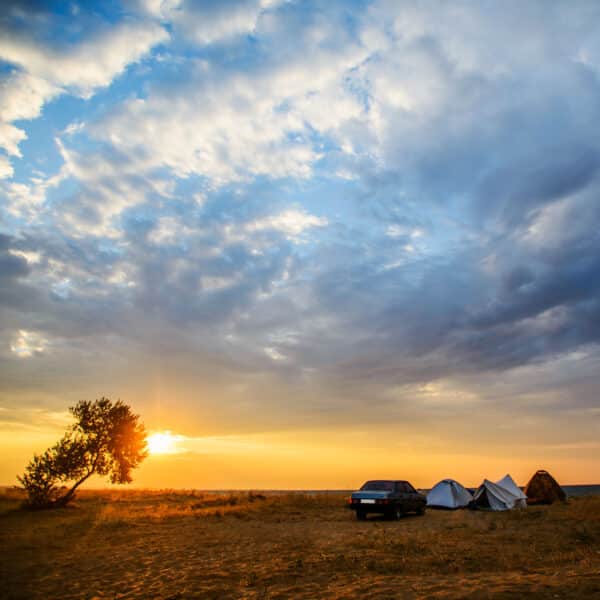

left=1, top=484, right=600, bottom=599
left=3, top=2, right=600, bottom=598
left=426, top=471, right=563, bottom=512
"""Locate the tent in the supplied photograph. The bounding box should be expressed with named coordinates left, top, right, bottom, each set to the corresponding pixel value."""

left=496, top=474, right=528, bottom=508
left=471, top=475, right=526, bottom=511
left=427, top=479, right=473, bottom=509
left=524, top=470, right=567, bottom=504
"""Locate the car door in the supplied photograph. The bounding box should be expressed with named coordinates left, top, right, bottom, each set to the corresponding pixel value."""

left=404, top=482, right=420, bottom=511
left=393, top=481, right=404, bottom=508
left=394, top=481, right=408, bottom=511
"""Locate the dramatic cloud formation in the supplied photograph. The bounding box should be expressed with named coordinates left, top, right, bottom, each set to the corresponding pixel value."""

left=1, top=0, right=599, bottom=486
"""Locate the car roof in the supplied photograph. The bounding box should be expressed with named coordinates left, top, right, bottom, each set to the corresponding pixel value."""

left=364, top=479, right=409, bottom=484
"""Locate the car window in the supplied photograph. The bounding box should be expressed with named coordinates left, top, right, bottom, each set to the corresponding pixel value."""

left=360, top=480, right=394, bottom=491
left=395, top=482, right=416, bottom=493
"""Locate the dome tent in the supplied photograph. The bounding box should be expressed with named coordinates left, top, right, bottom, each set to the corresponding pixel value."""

left=524, top=470, right=567, bottom=504
left=427, top=479, right=473, bottom=509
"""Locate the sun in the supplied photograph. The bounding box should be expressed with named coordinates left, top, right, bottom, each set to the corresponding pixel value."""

left=146, top=431, right=180, bottom=455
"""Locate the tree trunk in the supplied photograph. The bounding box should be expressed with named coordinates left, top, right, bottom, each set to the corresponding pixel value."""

left=54, top=472, right=93, bottom=507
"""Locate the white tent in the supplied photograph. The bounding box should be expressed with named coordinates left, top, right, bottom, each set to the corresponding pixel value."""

left=496, top=474, right=527, bottom=508
left=427, top=479, right=473, bottom=509
left=472, top=476, right=527, bottom=511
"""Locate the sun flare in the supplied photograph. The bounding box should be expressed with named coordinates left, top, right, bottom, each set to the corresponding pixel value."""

left=146, top=431, right=181, bottom=455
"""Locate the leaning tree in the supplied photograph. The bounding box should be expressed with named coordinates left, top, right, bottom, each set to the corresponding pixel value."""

left=18, top=397, right=148, bottom=508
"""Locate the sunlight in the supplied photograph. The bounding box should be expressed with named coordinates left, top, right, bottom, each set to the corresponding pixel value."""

left=146, top=431, right=182, bottom=455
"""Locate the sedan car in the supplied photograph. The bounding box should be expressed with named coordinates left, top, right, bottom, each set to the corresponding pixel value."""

left=348, top=480, right=427, bottom=520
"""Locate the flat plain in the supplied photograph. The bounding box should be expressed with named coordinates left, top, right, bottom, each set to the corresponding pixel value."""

left=1, top=489, right=599, bottom=599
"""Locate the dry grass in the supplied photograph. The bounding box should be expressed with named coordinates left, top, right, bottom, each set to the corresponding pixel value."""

left=1, top=488, right=599, bottom=599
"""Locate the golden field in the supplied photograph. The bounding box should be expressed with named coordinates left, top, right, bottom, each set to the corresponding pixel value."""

left=1, top=488, right=599, bottom=599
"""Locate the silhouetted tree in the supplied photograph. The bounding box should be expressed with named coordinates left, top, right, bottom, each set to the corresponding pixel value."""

left=18, top=398, right=147, bottom=508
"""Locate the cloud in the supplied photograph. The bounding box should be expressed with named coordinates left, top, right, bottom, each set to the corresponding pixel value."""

left=147, top=216, right=188, bottom=245
left=0, top=234, right=30, bottom=280
left=0, top=122, right=27, bottom=157
left=0, top=70, right=58, bottom=167
left=0, top=155, right=14, bottom=179
left=90, top=5, right=366, bottom=186
left=92, top=76, right=321, bottom=185
left=0, top=11, right=167, bottom=162
left=245, top=209, right=328, bottom=240
left=169, top=0, right=285, bottom=45
left=0, top=20, right=167, bottom=95
left=49, top=140, right=174, bottom=237
left=10, top=329, right=48, bottom=358
left=1, top=0, right=600, bottom=449
left=130, top=0, right=181, bottom=20
left=1, top=180, right=49, bottom=219
left=0, top=71, right=59, bottom=124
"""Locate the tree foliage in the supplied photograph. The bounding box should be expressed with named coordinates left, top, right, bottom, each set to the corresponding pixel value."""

left=18, top=398, right=147, bottom=508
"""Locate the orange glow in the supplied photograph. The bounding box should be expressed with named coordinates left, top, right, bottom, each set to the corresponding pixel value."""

left=146, top=431, right=182, bottom=455
left=3, top=415, right=599, bottom=488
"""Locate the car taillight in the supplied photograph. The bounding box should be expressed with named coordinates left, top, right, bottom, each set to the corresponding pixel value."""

left=375, top=498, right=390, bottom=504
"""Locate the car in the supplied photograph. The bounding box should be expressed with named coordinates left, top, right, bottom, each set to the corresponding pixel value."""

left=348, top=480, right=427, bottom=520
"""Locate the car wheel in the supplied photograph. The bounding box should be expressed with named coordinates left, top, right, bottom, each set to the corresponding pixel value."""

left=393, top=507, right=403, bottom=520
left=356, top=510, right=367, bottom=521
left=416, top=506, right=425, bottom=516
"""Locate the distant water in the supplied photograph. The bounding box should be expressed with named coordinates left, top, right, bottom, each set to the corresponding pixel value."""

left=562, top=485, right=600, bottom=497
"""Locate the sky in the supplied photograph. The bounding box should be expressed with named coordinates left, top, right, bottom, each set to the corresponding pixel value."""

left=1, top=0, right=600, bottom=489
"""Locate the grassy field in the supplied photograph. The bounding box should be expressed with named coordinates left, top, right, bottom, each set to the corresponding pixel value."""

left=1, top=488, right=599, bottom=599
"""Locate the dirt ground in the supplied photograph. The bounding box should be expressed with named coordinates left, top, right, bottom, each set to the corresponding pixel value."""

left=1, top=489, right=599, bottom=599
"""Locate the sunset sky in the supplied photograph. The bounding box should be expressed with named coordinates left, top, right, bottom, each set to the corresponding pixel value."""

left=1, top=0, right=600, bottom=489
